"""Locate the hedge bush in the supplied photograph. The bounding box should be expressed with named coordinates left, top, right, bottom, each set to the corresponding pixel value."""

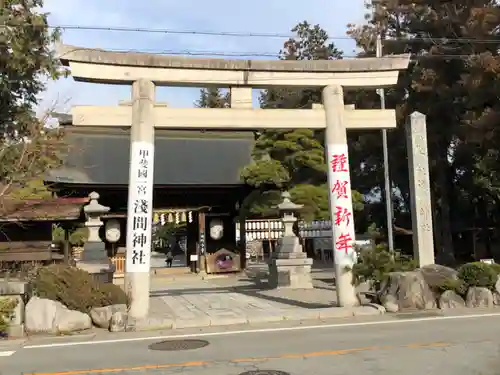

left=30, top=264, right=128, bottom=313
left=0, top=298, right=17, bottom=336
left=457, top=262, right=497, bottom=290
left=95, top=282, right=129, bottom=307
left=436, top=278, right=468, bottom=296
left=348, top=244, right=417, bottom=291
left=489, top=263, right=500, bottom=277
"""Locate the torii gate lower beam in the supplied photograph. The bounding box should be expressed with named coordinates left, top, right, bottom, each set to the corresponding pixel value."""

left=72, top=106, right=397, bottom=130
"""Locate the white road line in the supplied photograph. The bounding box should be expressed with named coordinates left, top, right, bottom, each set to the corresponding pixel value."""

left=22, top=312, right=500, bottom=350
left=0, top=351, right=16, bottom=357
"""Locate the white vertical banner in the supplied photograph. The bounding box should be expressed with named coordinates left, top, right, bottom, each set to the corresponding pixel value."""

left=326, top=143, right=356, bottom=266
left=126, top=141, right=155, bottom=273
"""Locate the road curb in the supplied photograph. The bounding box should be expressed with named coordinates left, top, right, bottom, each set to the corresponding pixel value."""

left=125, top=304, right=385, bottom=332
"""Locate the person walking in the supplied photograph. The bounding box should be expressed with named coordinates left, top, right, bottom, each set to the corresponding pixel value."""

left=165, top=249, right=174, bottom=268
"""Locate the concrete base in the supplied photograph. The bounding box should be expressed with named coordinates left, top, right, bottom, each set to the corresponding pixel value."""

left=81, top=241, right=108, bottom=263
left=77, top=241, right=114, bottom=283
left=124, top=272, right=150, bottom=320
left=0, top=281, right=29, bottom=337
left=6, top=324, right=24, bottom=338
left=76, top=261, right=114, bottom=284
left=268, top=255, right=314, bottom=289
left=268, top=235, right=314, bottom=289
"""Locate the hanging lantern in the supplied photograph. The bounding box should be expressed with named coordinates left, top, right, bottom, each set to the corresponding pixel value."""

left=209, top=218, right=224, bottom=240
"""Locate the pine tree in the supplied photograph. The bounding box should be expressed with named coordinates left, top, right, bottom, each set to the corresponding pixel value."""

left=195, top=87, right=229, bottom=108
left=241, top=22, right=364, bottom=221
left=347, top=0, right=500, bottom=264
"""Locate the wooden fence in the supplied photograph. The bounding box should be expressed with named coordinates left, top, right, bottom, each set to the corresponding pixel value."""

left=110, top=255, right=125, bottom=277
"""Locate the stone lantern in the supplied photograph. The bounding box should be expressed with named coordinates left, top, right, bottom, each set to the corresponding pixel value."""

left=268, top=191, right=313, bottom=289
left=77, top=192, right=114, bottom=283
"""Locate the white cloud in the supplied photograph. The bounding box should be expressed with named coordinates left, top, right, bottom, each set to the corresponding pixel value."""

left=41, top=0, right=367, bottom=109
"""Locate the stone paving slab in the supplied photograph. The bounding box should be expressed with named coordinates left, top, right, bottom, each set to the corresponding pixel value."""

left=128, top=273, right=383, bottom=331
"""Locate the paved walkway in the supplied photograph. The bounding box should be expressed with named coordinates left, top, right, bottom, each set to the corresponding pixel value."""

left=128, top=266, right=380, bottom=331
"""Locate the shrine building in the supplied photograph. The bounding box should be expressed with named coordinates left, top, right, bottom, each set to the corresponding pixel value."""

left=46, top=114, right=254, bottom=271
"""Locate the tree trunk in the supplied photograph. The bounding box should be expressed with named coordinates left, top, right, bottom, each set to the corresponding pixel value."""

left=431, top=190, right=442, bottom=257
left=435, top=157, right=456, bottom=266
left=478, top=197, right=492, bottom=259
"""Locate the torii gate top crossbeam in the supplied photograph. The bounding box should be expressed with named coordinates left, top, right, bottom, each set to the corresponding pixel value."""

left=57, top=44, right=410, bottom=89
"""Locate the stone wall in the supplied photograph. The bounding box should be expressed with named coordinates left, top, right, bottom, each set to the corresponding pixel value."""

left=0, top=280, right=29, bottom=337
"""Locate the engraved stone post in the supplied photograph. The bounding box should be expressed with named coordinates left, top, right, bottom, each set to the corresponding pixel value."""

left=78, top=191, right=113, bottom=283
left=268, top=192, right=313, bottom=289
left=406, top=112, right=435, bottom=266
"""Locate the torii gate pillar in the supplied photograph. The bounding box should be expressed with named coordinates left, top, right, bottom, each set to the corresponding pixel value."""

left=323, top=85, right=359, bottom=307
left=124, top=79, right=156, bottom=320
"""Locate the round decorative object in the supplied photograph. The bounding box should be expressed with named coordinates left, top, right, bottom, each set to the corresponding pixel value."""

left=148, top=339, right=209, bottom=351
left=209, top=218, right=224, bottom=240
left=105, top=219, right=121, bottom=243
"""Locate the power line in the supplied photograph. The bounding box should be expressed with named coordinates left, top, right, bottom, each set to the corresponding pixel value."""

left=4, top=23, right=500, bottom=44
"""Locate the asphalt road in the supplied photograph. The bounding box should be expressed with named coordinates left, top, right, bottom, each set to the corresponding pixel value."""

left=3, top=312, right=500, bottom=375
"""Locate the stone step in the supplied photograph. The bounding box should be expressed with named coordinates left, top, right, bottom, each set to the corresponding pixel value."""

left=151, top=267, right=191, bottom=276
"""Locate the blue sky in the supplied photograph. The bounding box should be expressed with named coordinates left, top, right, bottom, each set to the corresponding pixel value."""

left=41, top=0, right=367, bottom=111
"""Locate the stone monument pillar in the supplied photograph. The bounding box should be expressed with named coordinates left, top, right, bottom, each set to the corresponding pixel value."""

left=406, top=111, right=435, bottom=266
left=78, top=191, right=113, bottom=283
left=268, top=192, right=313, bottom=289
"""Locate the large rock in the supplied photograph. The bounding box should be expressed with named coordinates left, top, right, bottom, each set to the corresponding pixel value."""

left=109, top=311, right=128, bottom=332
left=418, top=264, right=458, bottom=289
left=25, top=297, right=58, bottom=334
left=494, top=276, right=500, bottom=295
left=379, top=271, right=437, bottom=311
left=381, top=294, right=400, bottom=313
left=466, top=287, right=494, bottom=308
left=56, top=307, right=92, bottom=333
left=493, top=276, right=500, bottom=305
left=438, top=290, right=466, bottom=309
left=90, top=304, right=127, bottom=329
left=25, top=297, right=92, bottom=334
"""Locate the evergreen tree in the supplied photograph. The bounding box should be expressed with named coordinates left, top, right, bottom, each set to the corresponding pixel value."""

left=195, top=87, right=229, bottom=108
left=241, top=22, right=364, bottom=222
left=347, top=0, right=500, bottom=264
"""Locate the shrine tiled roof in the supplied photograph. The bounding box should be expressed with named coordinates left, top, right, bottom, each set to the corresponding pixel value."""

left=0, top=197, right=88, bottom=222
left=45, top=126, right=254, bottom=186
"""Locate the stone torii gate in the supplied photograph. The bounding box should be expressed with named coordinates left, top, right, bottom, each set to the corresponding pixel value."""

left=57, top=44, right=425, bottom=319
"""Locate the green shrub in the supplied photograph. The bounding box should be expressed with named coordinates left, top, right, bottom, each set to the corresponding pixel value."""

left=436, top=278, right=468, bottom=296
left=457, top=262, right=497, bottom=290
left=52, top=225, right=88, bottom=246
left=30, top=264, right=128, bottom=313
left=95, top=283, right=129, bottom=307
left=348, top=244, right=417, bottom=291
left=489, top=262, right=500, bottom=277
left=0, top=298, right=17, bottom=336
